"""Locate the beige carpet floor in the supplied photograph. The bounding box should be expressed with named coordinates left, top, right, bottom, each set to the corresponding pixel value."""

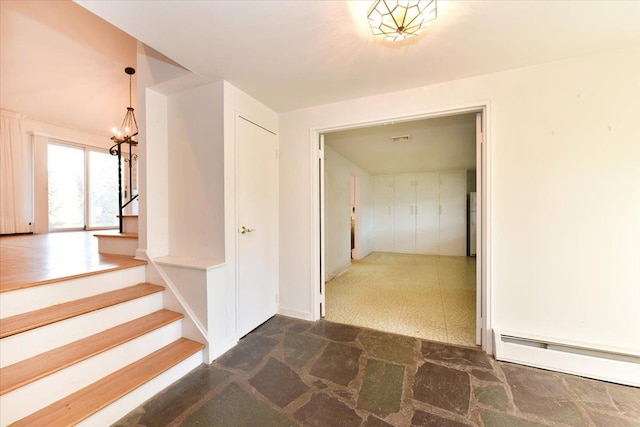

left=325, top=252, right=477, bottom=346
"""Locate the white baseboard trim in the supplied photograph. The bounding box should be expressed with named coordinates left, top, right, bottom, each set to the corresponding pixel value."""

left=353, top=248, right=372, bottom=261
left=207, top=337, right=237, bottom=363
left=494, top=330, right=640, bottom=387
left=326, top=263, right=352, bottom=282
left=135, top=248, right=147, bottom=261
left=278, top=306, right=313, bottom=321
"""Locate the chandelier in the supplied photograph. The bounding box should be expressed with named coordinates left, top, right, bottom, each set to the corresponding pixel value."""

left=367, top=0, right=437, bottom=42
left=111, top=67, right=138, bottom=143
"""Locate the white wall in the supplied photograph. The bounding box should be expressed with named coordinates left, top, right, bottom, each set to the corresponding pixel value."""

left=167, top=82, right=224, bottom=260
left=136, top=42, right=211, bottom=259
left=138, top=45, right=279, bottom=358
left=139, top=48, right=282, bottom=260
left=279, top=46, right=640, bottom=355
left=324, top=146, right=373, bottom=280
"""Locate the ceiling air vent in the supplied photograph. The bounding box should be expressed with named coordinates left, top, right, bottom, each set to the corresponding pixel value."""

left=390, top=134, right=411, bottom=143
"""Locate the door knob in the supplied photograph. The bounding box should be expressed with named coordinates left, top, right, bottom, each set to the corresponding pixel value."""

left=240, top=226, right=255, bottom=234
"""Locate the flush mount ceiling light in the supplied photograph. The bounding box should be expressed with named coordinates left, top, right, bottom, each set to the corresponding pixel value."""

left=368, top=0, right=437, bottom=42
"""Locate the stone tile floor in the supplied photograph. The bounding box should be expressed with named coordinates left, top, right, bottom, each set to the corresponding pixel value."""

left=113, top=316, right=640, bottom=427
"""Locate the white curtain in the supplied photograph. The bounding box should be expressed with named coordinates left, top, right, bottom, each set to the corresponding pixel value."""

left=0, top=110, right=31, bottom=234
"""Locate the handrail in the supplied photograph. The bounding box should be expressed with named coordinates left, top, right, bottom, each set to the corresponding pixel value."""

left=109, top=132, right=138, bottom=233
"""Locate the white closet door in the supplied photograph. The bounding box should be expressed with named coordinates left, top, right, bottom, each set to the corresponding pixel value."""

left=393, top=174, right=416, bottom=254
left=373, top=175, right=395, bottom=252
left=237, top=117, right=278, bottom=337
left=439, top=171, right=467, bottom=256
left=415, top=172, right=439, bottom=254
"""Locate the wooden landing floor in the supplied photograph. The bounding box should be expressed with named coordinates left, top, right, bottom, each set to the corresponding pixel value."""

left=0, top=231, right=145, bottom=293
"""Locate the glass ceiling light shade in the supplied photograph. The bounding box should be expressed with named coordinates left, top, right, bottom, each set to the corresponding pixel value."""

left=368, top=0, right=437, bottom=42
left=111, top=67, right=138, bottom=143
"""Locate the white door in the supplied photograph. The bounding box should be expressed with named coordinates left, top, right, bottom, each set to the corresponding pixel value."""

left=237, top=116, right=278, bottom=337
left=393, top=174, right=416, bottom=254
left=415, top=172, right=440, bottom=254
left=438, top=171, right=467, bottom=256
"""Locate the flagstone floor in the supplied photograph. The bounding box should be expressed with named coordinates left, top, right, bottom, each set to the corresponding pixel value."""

left=113, top=316, right=640, bottom=427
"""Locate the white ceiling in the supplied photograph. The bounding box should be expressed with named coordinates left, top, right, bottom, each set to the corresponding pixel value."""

left=324, top=113, right=476, bottom=175
left=2, top=1, right=639, bottom=137
left=77, top=0, right=640, bottom=112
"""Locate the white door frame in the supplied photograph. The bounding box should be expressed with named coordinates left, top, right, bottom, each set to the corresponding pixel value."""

left=318, top=134, right=326, bottom=317
left=475, top=111, right=484, bottom=346
left=310, top=104, right=493, bottom=354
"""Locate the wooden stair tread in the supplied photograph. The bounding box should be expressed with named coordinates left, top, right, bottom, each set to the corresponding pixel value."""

left=0, top=256, right=146, bottom=294
left=10, top=338, right=205, bottom=427
left=0, top=310, right=183, bottom=396
left=0, top=283, right=163, bottom=339
left=93, top=232, right=138, bottom=239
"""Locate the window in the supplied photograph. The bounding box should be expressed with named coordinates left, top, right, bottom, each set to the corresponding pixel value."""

left=47, top=142, right=119, bottom=231
left=88, top=150, right=119, bottom=228
left=48, top=143, right=85, bottom=230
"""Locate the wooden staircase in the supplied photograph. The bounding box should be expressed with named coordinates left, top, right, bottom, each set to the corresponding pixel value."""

left=94, top=215, right=139, bottom=256
left=0, top=225, right=205, bottom=426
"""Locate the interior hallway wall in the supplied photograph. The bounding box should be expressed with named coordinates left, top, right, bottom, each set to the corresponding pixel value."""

left=278, top=46, right=640, bottom=356
left=137, top=46, right=279, bottom=359
left=324, top=146, right=373, bottom=280
left=166, top=82, right=224, bottom=260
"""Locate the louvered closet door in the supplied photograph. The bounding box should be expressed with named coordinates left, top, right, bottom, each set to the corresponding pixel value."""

left=439, top=171, right=467, bottom=256
left=393, top=175, right=416, bottom=254
left=373, top=175, right=395, bottom=252
left=415, top=172, right=440, bottom=254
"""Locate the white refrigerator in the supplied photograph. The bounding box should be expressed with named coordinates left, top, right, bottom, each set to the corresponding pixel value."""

left=469, top=192, right=477, bottom=256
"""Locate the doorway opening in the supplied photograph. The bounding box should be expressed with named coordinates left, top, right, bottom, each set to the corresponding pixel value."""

left=350, top=175, right=359, bottom=260
left=315, top=107, right=489, bottom=350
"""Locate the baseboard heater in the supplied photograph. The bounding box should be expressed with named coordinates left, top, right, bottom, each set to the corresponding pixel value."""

left=493, top=330, right=640, bottom=387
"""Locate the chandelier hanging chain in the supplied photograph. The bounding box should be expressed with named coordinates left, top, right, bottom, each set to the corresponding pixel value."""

left=127, top=67, right=138, bottom=137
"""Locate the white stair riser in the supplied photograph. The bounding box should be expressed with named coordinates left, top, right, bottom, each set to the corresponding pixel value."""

left=0, top=321, right=183, bottom=427
left=0, top=267, right=145, bottom=319
left=122, top=217, right=138, bottom=234
left=0, top=293, right=163, bottom=368
left=97, top=237, right=138, bottom=256
left=77, top=351, right=203, bottom=427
